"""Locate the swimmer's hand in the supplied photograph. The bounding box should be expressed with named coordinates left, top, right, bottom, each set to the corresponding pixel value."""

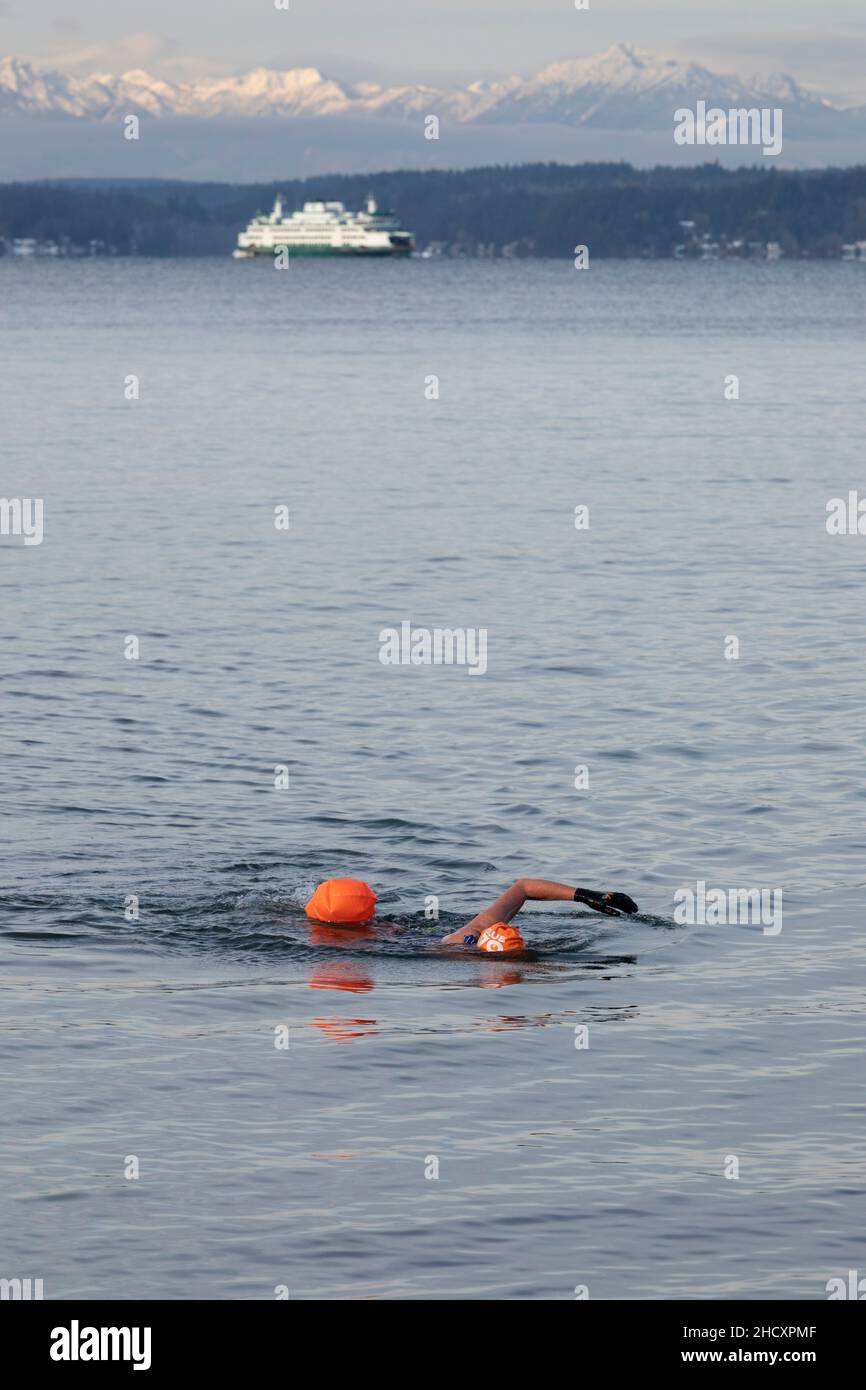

left=574, top=887, right=639, bottom=916
left=602, top=891, right=639, bottom=916
left=440, top=929, right=478, bottom=946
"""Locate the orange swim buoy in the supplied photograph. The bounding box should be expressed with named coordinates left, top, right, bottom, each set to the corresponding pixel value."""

left=476, top=922, right=525, bottom=953
left=305, top=878, right=377, bottom=924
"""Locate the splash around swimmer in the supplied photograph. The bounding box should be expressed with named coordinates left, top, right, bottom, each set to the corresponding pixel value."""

left=305, top=877, right=639, bottom=953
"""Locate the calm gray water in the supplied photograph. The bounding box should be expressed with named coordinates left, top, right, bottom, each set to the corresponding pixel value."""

left=2, top=257, right=865, bottom=1300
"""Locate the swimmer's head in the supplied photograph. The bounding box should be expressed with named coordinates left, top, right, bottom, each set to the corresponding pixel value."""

left=476, top=923, right=525, bottom=954
left=305, top=878, right=377, bottom=925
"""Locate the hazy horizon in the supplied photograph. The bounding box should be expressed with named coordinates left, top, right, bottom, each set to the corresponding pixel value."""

left=4, top=2, right=866, bottom=103
left=4, top=7, right=866, bottom=181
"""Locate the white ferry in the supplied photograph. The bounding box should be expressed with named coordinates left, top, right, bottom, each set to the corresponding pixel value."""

left=232, top=194, right=415, bottom=258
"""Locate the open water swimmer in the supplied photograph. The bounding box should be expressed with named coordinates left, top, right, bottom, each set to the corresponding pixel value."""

left=305, top=877, right=639, bottom=953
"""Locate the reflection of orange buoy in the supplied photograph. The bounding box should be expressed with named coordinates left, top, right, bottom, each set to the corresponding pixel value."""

left=476, top=923, right=525, bottom=954
left=308, top=922, right=377, bottom=948
left=309, top=963, right=374, bottom=994
left=312, top=1017, right=378, bottom=1042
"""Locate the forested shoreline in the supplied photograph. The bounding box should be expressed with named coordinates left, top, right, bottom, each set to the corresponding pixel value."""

left=2, top=161, right=866, bottom=258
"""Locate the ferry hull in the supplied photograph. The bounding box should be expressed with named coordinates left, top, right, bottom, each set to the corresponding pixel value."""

left=239, top=244, right=413, bottom=257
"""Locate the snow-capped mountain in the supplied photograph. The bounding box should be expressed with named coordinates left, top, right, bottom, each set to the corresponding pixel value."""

left=0, top=44, right=860, bottom=134
left=468, top=49, right=841, bottom=130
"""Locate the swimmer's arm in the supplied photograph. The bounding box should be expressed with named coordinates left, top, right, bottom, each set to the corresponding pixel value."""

left=440, top=879, right=576, bottom=945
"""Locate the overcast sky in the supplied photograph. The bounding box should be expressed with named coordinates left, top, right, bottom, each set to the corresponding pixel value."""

left=5, top=0, right=866, bottom=103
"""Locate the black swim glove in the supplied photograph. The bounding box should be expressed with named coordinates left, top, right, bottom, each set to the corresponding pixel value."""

left=601, top=891, right=639, bottom=916
left=573, top=887, right=638, bottom=916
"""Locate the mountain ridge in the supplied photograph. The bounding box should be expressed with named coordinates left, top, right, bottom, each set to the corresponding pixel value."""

left=2, top=44, right=863, bottom=132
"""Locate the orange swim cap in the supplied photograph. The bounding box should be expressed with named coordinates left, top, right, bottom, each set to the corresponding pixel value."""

left=305, top=878, right=377, bottom=925
left=476, top=923, right=525, bottom=954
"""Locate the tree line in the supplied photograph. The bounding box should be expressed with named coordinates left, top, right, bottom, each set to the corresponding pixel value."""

left=2, top=161, right=866, bottom=257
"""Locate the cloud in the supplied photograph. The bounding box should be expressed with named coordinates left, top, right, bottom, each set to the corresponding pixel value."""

left=672, top=26, right=866, bottom=103
left=34, top=30, right=184, bottom=77
left=29, top=29, right=237, bottom=83
left=51, top=18, right=83, bottom=38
